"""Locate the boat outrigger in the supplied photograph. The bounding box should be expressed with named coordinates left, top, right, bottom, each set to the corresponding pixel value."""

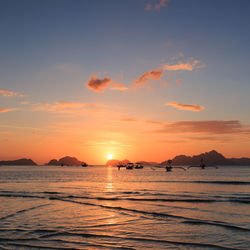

left=117, top=162, right=126, bottom=170
left=188, top=158, right=218, bottom=170
left=126, top=162, right=134, bottom=170
left=135, top=162, right=144, bottom=169
left=151, top=159, right=186, bottom=171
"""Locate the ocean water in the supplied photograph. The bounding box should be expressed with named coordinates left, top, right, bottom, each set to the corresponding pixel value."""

left=0, top=165, right=249, bottom=249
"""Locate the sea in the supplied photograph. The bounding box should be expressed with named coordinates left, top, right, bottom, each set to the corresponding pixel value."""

left=0, top=165, right=249, bottom=249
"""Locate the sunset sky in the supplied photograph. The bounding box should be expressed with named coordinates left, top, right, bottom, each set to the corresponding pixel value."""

left=1, top=0, right=250, bottom=164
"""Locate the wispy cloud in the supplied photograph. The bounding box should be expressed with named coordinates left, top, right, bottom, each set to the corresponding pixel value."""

left=159, top=135, right=243, bottom=144
left=133, top=59, right=202, bottom=87
left=146, top=0, right=170, bottom=11
left=33, top=101, right=107, bottom=114
left=164, top=59, right=202, bottom=71
left=153, top=120, right=250, bottom=135
left=86, top=74, right=127, bottom=92
left=0, top=108, right=18, bottom=113
left=133, top=68, right=164, bottom=86
left=0, top=89, right=24, bottom=98
left=118, top=118, right=163, bottom=126
left=166, top=102, right=205, bottom=112
left=21, top=101, right=30, bottom=105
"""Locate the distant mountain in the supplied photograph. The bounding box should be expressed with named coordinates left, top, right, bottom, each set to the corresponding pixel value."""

left=0, top=158, right=37, bottom=166
left=161, top=150, right=250, bottom=166
left=47, top=159, right=59, bottom=165
left=46, top=156, right=87, bottom=166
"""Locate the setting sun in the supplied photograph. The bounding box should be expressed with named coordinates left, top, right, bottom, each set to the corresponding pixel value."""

left=107, top=154, right=113, bottom=160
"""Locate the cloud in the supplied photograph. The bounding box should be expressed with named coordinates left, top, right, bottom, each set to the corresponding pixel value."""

left=0, top=108, right=17, bottom=113
left=133, top=68, right=164, bottom=86
left=119, top=118, right=139, bottom=122
left=146, top=0, right=170, bottom=10
left=118, top=118, right=163, bottom=126
left=166, top=102, right=205, bottom=112
left=154, top=120, right=250, bottom=135
left=185, top=136, right=233, bottom=143
left=110, top=84, right=129, bottom=91
left=133, top=59, right=202, bottom=87
left=33, top=102, right=107, bottom=114
left=86, top=74, right=127, bottom=92
left=164, top=59, right=202, bottom=71
left=159, top=135, right=240, bottom=144
left=0, top=89, right=24, bottom=98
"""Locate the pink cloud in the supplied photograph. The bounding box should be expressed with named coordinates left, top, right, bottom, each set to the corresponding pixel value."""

left=133, top=59, right=202, bottom=88
left=110, top=84, right=129, bottom=91
left=0, top=108, right=17, bottom=113
left=185, top=136, right=234, bottom=143
left=118, top=118, right=163, bottom=126
left=166, top=102, right=205, bottom=112
left=164, top=59, right=202, bottom=71
left=33, top=102, right=106, bottom=114
left=133, top=68, right=164, bottom=86
left=154, top=120, right=249, bottom=135
left=0, top=89, right=24, bottom=98
left=86, top=74, right=112, bottom=92
left=86, top=74, right=127, bottom=92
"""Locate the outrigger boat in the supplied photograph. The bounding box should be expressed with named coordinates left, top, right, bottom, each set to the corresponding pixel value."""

left=135, top=162, right=144, bottom=169
left=126, top=162, right=134, bottom=170
left=151, top=160, right=186, bottom=172
left=117, top=162, right=126, bottom=170
left=188, top=158, right=218, bottom=170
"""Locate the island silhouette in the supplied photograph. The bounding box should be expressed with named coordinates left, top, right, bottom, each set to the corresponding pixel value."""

left=106, top=150, right=250, bottom=166
left=0, top=150, right=250, bottom=166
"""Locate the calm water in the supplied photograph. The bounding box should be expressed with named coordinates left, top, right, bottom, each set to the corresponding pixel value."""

left=0, top=165, right=249, bottom=249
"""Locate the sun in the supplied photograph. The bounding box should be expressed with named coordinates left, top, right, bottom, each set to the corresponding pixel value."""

left=107, top=154, right=113, bottom=160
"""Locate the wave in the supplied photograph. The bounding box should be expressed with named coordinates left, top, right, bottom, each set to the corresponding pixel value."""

left=53, top=198, right=250, bottom=233
left=190, top=181, right=250, bottom=185
left=1, top=191, right=250, bottom=204
left=0, top=204, right=50, bottom=221
left=134, top=180, right=250, bottom=185
left=38, top=231, right=239, bottom=249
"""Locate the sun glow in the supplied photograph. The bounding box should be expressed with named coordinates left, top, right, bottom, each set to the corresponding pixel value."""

left=107, top=154, right=113, bottom=160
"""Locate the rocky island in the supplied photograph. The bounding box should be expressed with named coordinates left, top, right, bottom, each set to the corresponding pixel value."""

left=46, top=156, right=88, bottom=166
left=0, top=158, right=37, bottom=166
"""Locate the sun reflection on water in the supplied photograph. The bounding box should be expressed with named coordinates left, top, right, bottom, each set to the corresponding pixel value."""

left=106, top=166, right=114, bottom=193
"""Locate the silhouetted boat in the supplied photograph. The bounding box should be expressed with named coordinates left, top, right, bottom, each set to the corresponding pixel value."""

left=117, top=163, right=126, bottom=170
left=151, top=159, right=186, bottom=172
left=126, top=163, right=134, bottom=169
left=135, top=162, right=143, bottom=169
left=82, top=162, right=88, bottom=167
left=188, top=158, right=218, bottom=170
